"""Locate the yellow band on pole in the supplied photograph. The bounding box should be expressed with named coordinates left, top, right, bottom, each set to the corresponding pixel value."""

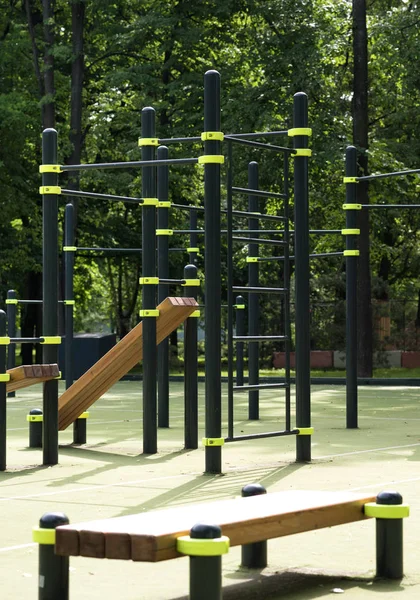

left=343, top=177, right=358, bottom=183
left=343, top=250, right=360, bottom=257
left=156, top=229, right=173, bottom=236
left=39, top=165, right=62, bottom=173
left=182, top=279, right=201, bottom=287
left=158, top=201, right=172, bottom=208
left=32, top=527, right=56, bottom=545
left=293, top=149, right=312, bottom=157
left=201, top=132, right=224, bottom=141
left=139, top=309, right=160, bottom=317
left=342, top=204, right=362, bottom=210
left=202, top=437, right=225, bottom=447
left=287, top=128, right=312, bottom=137
left=0, top=374, right=11, bottom=382
left=39, top=186, right=61, bottom=195
left=40, top=337, right=61, bottom=345
left=364, top=503, right=410, bottom=519
left=138, top=138, right=159, bottom=146
left=177, top=535, right=230, bottom=557
left=297, top=427, right=314, bottom=436
left=246, top=257, right=258, bottom=263
left=139, top=277, right=159, bottom=285
left=341, top=229, right=360, bottom=235
left=5, top=299, right=18, bottom=304
left=198, top=155, right=225, bottom=165
left=27, top=414, right=43, bottom=422
left=141, top=198, right=159, bottom=206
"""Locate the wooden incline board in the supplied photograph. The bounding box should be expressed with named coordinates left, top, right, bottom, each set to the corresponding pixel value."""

left=58, top=297, right=198, bottom=431
left=55, top=490, right=376, bottom=562
left=6, top=364, right=60, bottom=393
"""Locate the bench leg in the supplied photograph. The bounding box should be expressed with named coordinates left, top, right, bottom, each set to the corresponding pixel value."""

left=177, top=523, right=230, bottom=600
left=33, top=513, right=70, bottom=600
left=375, top=491, right=404, bottom=579
left=241, top=483, right=267, bottom=568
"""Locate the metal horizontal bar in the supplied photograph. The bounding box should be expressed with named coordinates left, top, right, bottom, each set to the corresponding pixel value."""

left=172, top=230, right=205, bottom=235
left=225, top=429, right=298, bottom=442
left=168, top=248, right=189, bottom=252
left=232, top=286, right=287, bottom=294
left=358, top=167, right=420, bottom=182
left=229, top=210, right=286, bottom=222
left=233, top=335, right=288, bottom=342
left=225, top=130, right=288, bottom=139
left=158, top=279, right=185, bottom=285
left=158, top=136, right=202, bottom=144
left=225, top=136, right=294, bottom=153
left=76, top=247, right=142, bottom=253
left=252, top=256, right=284, bottom=262
left=232, top=186, right=286, bottom=199
left=172, top=203, right=205, bottom=213
left=363, top=204, right=420, bottom=209
left=10, top=337, right=43, bottom=344
left=232, top=236, right=287, bottom=246
left=232, top=382, right=289, bottom=392
left=14, top=299, right=43, bottom=305
left=62, top=189, right=144, bottom=204
left=61, top=157, right=199, bottom=172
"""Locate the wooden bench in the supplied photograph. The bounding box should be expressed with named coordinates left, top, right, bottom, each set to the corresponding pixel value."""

left=33, top=487, right=408, bottom=599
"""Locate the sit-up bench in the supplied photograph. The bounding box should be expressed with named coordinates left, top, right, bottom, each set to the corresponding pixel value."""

left=33, top=485, right=409, bottom=600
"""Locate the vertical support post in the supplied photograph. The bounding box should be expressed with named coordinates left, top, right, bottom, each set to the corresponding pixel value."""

left=42, top=128, right=59, bottom=466
left=292, top=94, right=311, bottom=462
left=157, top=145, right=170, bottom=428
left=141, top=108, right=158, bottom=454
left=184, top=264, right=198, bottom=449
left=203, top=70, right=222, bottom=474
left=235, top=296, right=245, bottom=388
left=33, top=512, right=69, bottom=600
left=0, top=310, right=7, bottom=471
left=226, top=139, right=235, bottom=440
left=345, top=146, right=359, bottom=429
left=241, top=484, right=267, bottom=567
left=248, top=161, right=259, bottom=420
left=6, top=290, right=16, bottom=398
left=375, top=491, right=405, bottom=579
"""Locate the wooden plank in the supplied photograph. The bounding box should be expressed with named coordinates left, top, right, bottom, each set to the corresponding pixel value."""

left=58, top=297, right=198, bottom=430
left=6, top=364, right=60, bottom=393
left=55, top=490, right=376, bottom=562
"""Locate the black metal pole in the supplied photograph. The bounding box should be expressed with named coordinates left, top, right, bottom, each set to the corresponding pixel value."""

left=248, top=162, right=260, bottom=420
left=6, top=290, right=16, bottom=398
left=241, top=483, right=267, bottom=567
left=34, top=512, right=69, bottom=600
left=0, top=310, right=7, bottom=471
left=292, top=94, right=311, bottom=462
left=141, top=108, right=158, bottom=454
left=157, top=145, right=170, bottom=429
left=226, top=140, right=235, bottom=441
left=203, top=70, right=222, bottom=474
left=235, top=297, right=245, bottom=388
left=345, top=146, right=359, bottom=429
left=42, top=128, right=59, bottom=466
left=184, top=264, right=198, bottom=449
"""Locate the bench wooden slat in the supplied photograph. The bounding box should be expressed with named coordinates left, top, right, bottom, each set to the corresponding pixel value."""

left=55, top=491, right=376, bottom=562
left=57, top=297, right=198, bottom=430
left=6, top=364, right=59, bottom=393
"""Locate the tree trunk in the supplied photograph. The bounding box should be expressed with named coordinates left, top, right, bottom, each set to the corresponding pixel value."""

left=353, top=0, right=373, bottom=376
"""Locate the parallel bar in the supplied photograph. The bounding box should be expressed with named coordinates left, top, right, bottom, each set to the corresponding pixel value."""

left=358, top=168, right=420, bottom=181
left=233, top=335, right=287, bottom=342
left=232, top=236, right=286, bottom=246
left=225, top=130, right=288, bottom=139
left=233, top=286, right=287, bottom=294
left=75, top=247, right=142, bottom=253
left=157, top=146, right=170, bottom=429
left=233, top=383, right=288, bottom=392
left=362, top=204, right=420, bottom=209
left=61, top=189, right=145, bottom=204
left=42, top=128, right=59, bottom=466
left=283, top=152, right=292, bottom=431
left=158, top=136, right=202, bottom=144
left=225, top=429, right=298, bottom=443
left=61, top=157, right=198, bottom=172
left=224, top=136, right=294, bottom=153
left=171, top=202, right=286, bottom=223
left=232, top=186, right=286, bottom=199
